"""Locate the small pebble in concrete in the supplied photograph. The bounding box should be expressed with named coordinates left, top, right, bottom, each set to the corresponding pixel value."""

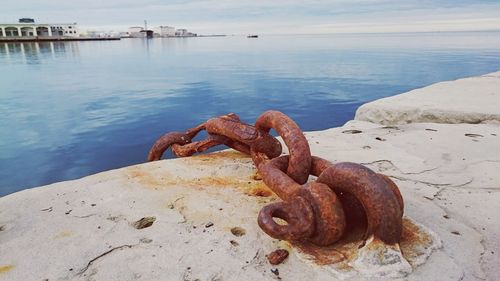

left=230, top=227, right=246, bottom=237
left=271, top=268, right=280, bottom=276
left=465, top=133, right=484, bottom=138
left=140, top=238, right=153, bottom=244
left=267, top=249, right=289, bottom=265
left=342, top=129, right=363, bottom=134
left=451, top=231, right=461, bottom=235
left=205, top=222, right=214, bottom=228
left=133, top=217, right=156, bottom=229
left=381, top=126, right=399, bottom=130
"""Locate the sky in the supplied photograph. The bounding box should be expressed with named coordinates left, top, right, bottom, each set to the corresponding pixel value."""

left=2, top=0, right=500, bottom=34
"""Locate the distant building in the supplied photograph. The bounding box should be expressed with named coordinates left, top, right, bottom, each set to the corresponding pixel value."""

left=175, top=29, right=188, bottom=36
left=173, top=28, right=197, bottom=37
left=153, top=26, right=175, bottom=37
left=126, top=25, right=196, bottom=38
left=19, top=18, right=35, bottom=23
left=127, top=26, right=145, bottom=38
left=82, top=30, right=120, bottom=38
left=0, top=18, right=79, bottom=38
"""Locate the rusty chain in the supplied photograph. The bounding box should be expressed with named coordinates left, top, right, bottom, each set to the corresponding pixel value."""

left=147, top=111, right=403, bottom=246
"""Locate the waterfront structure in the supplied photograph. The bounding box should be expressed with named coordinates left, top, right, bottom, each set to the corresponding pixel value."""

left=127, top=26, right=145, bottom=38
left=126, top=25, right=196, bottom=38
left=174, top=28, right=197, bottom=37
left=0, top=18, right=79, bottom=38
left=175, top=29, right=188, bottom=36
left=153, top=26, right=176, bottom=37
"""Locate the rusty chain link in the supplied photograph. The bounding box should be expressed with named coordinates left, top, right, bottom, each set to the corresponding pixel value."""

left=147, top=110, right=404, bottom=246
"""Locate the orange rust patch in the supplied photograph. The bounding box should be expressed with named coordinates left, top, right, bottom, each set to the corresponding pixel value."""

left=293, top=242, right=348, bottom=265
left=251, top=171, right=263, bottom=181
left=183, top=177, right=277, bottom=198
left=245, top=183, right=274, bottom=197
left=127, top=164, right=277, bottom=198
left=399, top=218, right=434, bottom=262
left=0, top=265, right=15, bottom=275
left=55, top=230, right=74, bottom=239
left=127, top=166, right=167, bottom=187
left=293, top=222, right=365, bottom=267
left=293, top=218, right=434, bottom=267
left=183, top=150, right=249, bottom=164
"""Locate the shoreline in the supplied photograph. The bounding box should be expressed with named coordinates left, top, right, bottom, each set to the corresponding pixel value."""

left=0, top=37, right=120, bottom=42
left=0, top=72, right=499, bottom=280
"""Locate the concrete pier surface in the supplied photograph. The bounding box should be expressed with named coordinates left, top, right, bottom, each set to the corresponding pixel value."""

left=1, top=72, right=499, bottom=280
left=355, top=71, right=500, bottom=125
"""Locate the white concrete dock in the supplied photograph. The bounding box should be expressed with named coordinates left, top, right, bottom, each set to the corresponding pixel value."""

left=1, top=72, right=499, bottom=280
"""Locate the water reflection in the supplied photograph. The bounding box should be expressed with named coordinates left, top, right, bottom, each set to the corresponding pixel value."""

left=0, top=41, right=80, bottom=64
left=1, top=33, right=500, bottom=195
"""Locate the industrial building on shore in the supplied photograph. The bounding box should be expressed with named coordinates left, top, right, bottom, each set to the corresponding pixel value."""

left=0, top=18, right=79, bottom=38
left=125, top=25, right=197, bottom=38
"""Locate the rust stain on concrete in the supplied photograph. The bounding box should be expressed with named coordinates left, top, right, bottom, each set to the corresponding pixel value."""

left=126, top=151, right=277, bottom=198
left=0, top=265, right=15, bottom=276
left=183, top=151, right=249, bottom=164
left=54, top=230, right=74, bottom=239
left=293, top=218, right=434, bottom=267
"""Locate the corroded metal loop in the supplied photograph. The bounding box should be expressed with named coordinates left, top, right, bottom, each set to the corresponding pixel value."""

left=148, top=113, right=281, bottom=161
left=257, top=196, right=315, bottom=241
left=379, top=174, right=404, bottom=213
left=172, top=134, right=250, bottom=157
left=316, top=162, right=404, bottom=244
left=205, top=114, right=282, bottom=159
left=254, top=155, right=346, bottom=245
left=147, top=132, right=192, bottom=161
left=298, top=182, right=346, bottom=246
left=251, top=154, right=302, bottom=201
left=255, top=110, right=311, bottom=184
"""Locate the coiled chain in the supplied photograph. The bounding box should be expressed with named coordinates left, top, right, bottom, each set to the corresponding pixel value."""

left=148, top=111, right=403, bottom=246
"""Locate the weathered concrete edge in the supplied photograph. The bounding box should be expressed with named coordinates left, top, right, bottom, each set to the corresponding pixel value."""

left=354, top=71, right=500, bottom=125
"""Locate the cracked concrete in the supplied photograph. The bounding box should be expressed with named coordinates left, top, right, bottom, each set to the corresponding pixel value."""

left=307, top=119, right=500, bottom=281
left=1, top=72, right=499, bottom=280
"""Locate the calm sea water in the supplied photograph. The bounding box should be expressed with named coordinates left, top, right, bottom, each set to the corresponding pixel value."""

left=2, top=32, right=500, bottom=196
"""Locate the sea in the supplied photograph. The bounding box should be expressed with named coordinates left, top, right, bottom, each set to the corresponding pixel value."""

left=2, top=32, right=500, bottom=196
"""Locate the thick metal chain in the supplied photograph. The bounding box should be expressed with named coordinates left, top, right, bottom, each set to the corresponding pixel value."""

left=148, top=111, right=403, bottom=246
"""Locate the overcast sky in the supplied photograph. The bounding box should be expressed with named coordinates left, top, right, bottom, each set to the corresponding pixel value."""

left=2, top=0, right=500, bottom=34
